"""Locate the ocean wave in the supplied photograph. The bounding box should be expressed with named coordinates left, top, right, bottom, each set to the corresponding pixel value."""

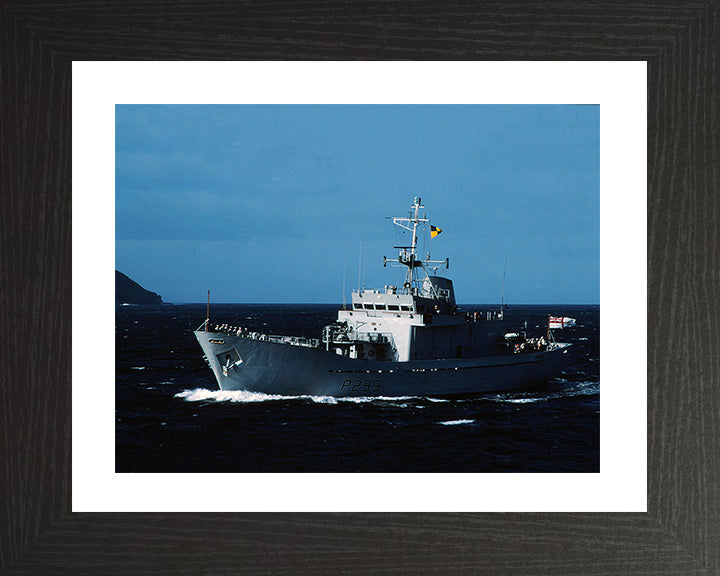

left=559, top=381, right=600, bottom=397
left=175, top=388, right=290, bottom=403
left=174, top=382, right=598, bottom=407
left=175, top=388, right=417, bottom=405
left=486, top=380, right=599, bottom=404
left=338, top=395, right=414, bottom=403
left=439, top=419, right=475, bottom=425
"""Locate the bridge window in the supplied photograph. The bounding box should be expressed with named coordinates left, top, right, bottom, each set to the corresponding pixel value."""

left=388, top=305, right=399, bottom=311
left=375, top=304, right=386, bottom=310
left=401, top=305, right=412, bottom=312
left=364, top=304, right=374, bottom=309
left=353, top=303, right=362, bottom=310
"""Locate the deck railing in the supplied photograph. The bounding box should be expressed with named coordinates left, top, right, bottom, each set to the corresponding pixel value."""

left=204, top=323, right=320, bottom=348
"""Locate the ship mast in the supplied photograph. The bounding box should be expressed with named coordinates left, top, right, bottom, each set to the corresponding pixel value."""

left=385, top=197, right=447, bottom=295
left=406, top=197, right=422, bottom=289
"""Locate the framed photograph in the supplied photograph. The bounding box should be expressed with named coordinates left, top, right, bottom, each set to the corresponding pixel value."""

left=79, top=62, right=632, bottom=514
left=3, top=2, right=717, bottom=573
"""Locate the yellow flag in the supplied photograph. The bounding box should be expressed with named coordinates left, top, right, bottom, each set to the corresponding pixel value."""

left=430, top=225, right=443, bottom=238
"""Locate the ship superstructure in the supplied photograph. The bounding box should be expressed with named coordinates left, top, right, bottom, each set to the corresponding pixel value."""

left=326, top=198, right=504, bottom=363
left=194, top=198, right=572, bottom=396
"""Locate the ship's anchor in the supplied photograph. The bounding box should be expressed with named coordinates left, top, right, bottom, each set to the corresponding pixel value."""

left=221, top=352, right=243, bottom=376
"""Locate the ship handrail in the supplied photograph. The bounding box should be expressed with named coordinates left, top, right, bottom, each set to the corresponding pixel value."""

left=325, top=332, right=393, bottom=345
left=355, top=332, right=391, bottom=343
left=200, top=323, right=320, bottom=348
left=267, top=334, right=320, bottom=348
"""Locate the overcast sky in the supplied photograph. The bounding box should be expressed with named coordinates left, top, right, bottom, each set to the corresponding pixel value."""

left=116, top=104, right=599, bottom=304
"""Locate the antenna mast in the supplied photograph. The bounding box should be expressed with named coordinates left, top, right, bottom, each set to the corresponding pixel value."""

left=205, top=289, right=210, bottom=331
left=501, top=252, right=507, bottom=309
left=384, top=197, right=448, bottom=294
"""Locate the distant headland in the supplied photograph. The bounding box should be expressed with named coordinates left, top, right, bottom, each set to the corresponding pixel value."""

left=116, top=271, right=163, bottom=305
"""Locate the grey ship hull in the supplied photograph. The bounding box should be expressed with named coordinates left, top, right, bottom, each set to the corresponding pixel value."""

left=195, top=330, right=572, bottom=397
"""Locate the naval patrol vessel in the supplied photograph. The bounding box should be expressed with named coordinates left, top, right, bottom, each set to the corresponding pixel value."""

left=195, top=198, right=572, bottom=397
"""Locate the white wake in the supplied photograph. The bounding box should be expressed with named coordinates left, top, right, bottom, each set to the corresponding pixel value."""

left=439, top=419, right=475, bottom=425
left=175, top=388, right=419, bottom=405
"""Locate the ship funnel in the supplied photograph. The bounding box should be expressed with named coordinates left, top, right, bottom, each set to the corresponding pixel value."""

left=420, top=276, right=455, bottom=306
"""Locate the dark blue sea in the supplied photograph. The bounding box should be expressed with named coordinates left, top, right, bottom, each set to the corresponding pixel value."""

left=116, top=304, right=599, bottom=473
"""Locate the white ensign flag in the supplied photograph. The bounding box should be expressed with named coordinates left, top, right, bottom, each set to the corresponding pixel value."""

left=548, top=316, right=576, bottom=329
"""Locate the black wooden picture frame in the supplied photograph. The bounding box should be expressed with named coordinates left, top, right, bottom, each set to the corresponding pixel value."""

left=2, top=2, right=718, bottom=574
